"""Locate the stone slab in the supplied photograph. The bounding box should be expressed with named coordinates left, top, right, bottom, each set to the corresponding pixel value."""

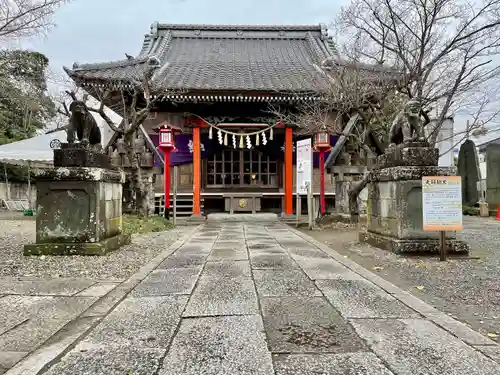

left=130, top=267, right=202, bottom=297
left=474, top=345, right=500, bottom=364
left=273, top=352, right=395, bottom=375
left=76, top=282, right=119, bottom=297
left=208, top=247, right=248, bottom=261
left=202, top=260, right=251, bottom=278
left=183, top=275, right=258, bottom=317
left=293, top=258, right=354, bottom=280
left=261, top=297, right=365, bottom=353
left=160, top=315, right=274, bottom=375
left=316, top=279, right=420, bottom=318
left=253, top=270, right=321, bottom=297
left=425, top=312, right=498, bottom=346
left=250, top=254, right=298, bottom=269
left=351, top=318, right=500, bottom=375
left=0, top=295, right=97, bottom=337
left=0, top=318, right=72, bottom=352
left=44, top=347, right=165, bottom=375
left=6, top=316, right=101, bottom=375
left=79, top=296, right=187, bottom=349
left=0, top=278, right=95, bottom=296
left=287, top=248, right=331, bottom=259
left=23, top=233, right=131, bottom=256
left=0, top=351, right=27, bottom=374
left=158, top=253, right=208, bottom=268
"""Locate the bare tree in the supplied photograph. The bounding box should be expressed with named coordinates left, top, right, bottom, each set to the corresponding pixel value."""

left=330, top=0, right=500, bottom=221
left=338, top=0, right=500, bottom=140
left=86, top=58, right=163, bottom=217
left=0, top=0, right=68, bottom=42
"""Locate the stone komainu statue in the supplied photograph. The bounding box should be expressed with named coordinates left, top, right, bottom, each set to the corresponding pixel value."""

left=66, top=97, right=102, bottom=146
left=389, top=98, right=425, bottom=146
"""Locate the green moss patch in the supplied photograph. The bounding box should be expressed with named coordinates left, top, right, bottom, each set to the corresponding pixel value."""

left=123, top=215, right=174, bottom=235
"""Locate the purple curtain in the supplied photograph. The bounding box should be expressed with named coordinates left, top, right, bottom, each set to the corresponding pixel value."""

left=150, top=133, right=337, bottom=169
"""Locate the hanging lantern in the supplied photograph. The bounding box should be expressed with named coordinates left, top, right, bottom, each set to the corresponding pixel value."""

left=314, top=124, right=330, bottom=150
left=159, top=126, right=175, bottom=150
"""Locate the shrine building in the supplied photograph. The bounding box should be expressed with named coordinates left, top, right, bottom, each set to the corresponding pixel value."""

left=64, top=22, right=382, bottom=217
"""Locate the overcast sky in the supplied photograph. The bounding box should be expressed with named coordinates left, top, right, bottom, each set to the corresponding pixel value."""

left=14, top=0, right=494, bottom=145
left=19, top=0, right=344, bottom=82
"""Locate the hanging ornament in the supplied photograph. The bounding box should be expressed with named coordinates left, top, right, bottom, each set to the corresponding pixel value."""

left=232, top=134, right=237, bottom=149
left=255, top=132, right=260, bottom=146
left=209, top=126, right=213, bottom=139
left=217, top=129, right=222, bottom=145
left=239, top=135, right=244, bottom=148
left=246, top=135, right=252, bottom=149
left=224, top=132, right=228, bottom=146
left=269, top=127, right=274, bottom=140
left=262, top=131, right=267, bottom=145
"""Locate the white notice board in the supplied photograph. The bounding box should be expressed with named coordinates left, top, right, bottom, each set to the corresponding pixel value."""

left=422, top=176, right=463, bottom=231
left=296, top=138, right=313, bottom=195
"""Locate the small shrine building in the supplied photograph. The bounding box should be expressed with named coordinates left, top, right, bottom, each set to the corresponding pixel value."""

left=64, top=22, right=376, bottom=216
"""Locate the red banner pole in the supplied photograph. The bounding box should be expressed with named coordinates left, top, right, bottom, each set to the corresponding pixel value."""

left=319, top=150, right=325, bottom=214
left=164, top=150, right=171, bottom=219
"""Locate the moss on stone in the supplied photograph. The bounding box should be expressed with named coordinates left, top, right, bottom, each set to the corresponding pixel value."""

left=23, top=233, right=131, bottom=256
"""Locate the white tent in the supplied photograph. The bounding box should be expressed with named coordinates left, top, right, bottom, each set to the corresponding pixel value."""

left=0, top=111, right=118, bottom=166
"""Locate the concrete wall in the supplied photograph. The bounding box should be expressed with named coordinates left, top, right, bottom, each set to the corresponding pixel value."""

left=0, top=182, right=36, bottom=204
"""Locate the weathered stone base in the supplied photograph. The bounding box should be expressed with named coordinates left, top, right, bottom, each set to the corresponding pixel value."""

left=23, top=234, right=131, bottom=256
left=359, top=231, right=470, bottom=254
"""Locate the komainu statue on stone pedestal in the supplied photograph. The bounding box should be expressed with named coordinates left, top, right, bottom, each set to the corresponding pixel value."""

left=66, top=94, right=102, bottom=147
left=389, top=98, right=426, bottom=147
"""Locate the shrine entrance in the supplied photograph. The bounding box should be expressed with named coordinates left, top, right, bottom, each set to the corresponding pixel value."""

left=205, top=148, right=280, bottom=189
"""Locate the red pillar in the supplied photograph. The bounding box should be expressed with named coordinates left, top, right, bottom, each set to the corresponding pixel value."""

left=193, top=127, right=201, bottom=215
left=319, top=150, right=325, bottom=214
left=164, top=150, right=171, bottom=218
left=285, top=127, right=293, bottom=215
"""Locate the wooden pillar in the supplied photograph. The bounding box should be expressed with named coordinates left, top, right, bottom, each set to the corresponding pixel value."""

left=285, top=127, right=293, bottom=215
left=193, top=127, right=201, bottom=215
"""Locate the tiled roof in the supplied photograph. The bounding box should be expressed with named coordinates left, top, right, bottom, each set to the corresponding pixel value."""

left=65, top=23, right=339, bottom=94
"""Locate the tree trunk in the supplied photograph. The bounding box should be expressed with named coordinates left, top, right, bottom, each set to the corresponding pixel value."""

left=348, top=171, right=370, bottom=223
left=126, top=131, right=149, bottom=217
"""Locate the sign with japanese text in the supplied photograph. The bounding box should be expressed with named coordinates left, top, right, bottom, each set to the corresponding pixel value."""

left=422, top=176, right=463, bottom=231
left=296, top=138, right=313, bottom=195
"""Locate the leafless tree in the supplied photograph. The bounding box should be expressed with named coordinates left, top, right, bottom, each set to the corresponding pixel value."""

left=0, top=0, right=68, bottom=43
left=332, top=0, right=500, bottom=221
left=85, top=59, right=164, bottom=217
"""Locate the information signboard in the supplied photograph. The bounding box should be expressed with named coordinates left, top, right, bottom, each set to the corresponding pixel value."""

left=296, top=138, right=313, bottom=195
left=422, top=176, right=463, bottom=231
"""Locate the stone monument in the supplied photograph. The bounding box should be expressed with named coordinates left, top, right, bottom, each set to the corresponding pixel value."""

left=24, top=99, right=130, bottom=256
left=359, top=99, right=470, bottom=254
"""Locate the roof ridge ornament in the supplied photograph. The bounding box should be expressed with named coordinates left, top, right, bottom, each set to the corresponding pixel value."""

left=319, top=23, right=328, bottom=40
left=150, top=21, right=159, bottom=37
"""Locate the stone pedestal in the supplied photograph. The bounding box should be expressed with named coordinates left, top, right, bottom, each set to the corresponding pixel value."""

left=24, top=167, right=130, bottom=256
left=486, top=143, right=500, bottom=216
left=332, top=166, right=368, bottom=219
left=360, top=145, right=470, bottom=254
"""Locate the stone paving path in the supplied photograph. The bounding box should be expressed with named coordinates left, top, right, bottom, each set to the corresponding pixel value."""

left=6, top=219, right=500, bottom=374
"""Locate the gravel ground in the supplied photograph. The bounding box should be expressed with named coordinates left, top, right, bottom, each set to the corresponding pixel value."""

left=302, top=216, right=500, bottom=342
left=0, top=219, right=190, bottom=280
